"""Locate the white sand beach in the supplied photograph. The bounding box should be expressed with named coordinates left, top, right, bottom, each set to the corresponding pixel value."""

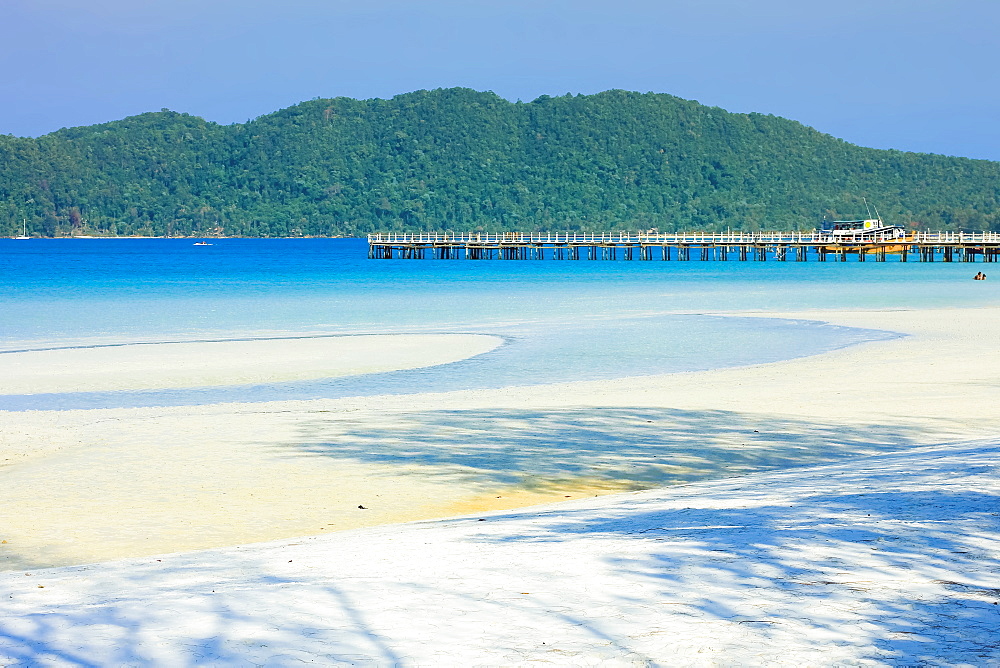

left=2, top=438, right=996, bottom=665
left=1, top=306, right=998, bottom=664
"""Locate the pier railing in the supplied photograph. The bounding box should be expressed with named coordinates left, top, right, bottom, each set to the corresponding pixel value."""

left=368, top=231, right=1000, bottom=245
left=909, top=231, right=1000, bottom=243
left=367, top=230, right=1000, bottom=262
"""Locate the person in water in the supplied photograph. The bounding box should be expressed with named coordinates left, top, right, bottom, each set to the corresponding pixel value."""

left=974, top=272, right=987, bottom=280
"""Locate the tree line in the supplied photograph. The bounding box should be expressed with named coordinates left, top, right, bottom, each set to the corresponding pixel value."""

left=2, top=88, right=999, bottom=237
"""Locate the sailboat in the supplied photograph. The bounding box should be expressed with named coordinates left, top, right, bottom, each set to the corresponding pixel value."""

left=14, top=219, right=29, bottom=239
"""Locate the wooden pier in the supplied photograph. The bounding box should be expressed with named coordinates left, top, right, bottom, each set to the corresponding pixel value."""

left=368, top=231, right=1000, bottom=262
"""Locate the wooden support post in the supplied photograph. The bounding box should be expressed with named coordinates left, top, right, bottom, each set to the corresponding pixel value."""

left=366, top=234, right=1000, bottom=265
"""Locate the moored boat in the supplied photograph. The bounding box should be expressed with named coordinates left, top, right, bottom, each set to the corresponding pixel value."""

left=819, top=199, right=906, bottom=242
left=820, top=217, right=907, bottom=241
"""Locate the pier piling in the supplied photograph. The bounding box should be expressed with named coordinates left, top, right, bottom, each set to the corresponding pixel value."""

left=367, top=232, right=1000, bottom=264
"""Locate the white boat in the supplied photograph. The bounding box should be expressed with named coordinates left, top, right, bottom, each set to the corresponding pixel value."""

left=821, top=218, right=907, bottom=240
left=193, top=241, right=213, bottom=246
left=14, top=219, right=29, bottom=239
left=819, top=199, right=906, bottom=240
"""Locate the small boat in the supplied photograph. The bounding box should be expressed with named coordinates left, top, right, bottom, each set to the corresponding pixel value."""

left=193, top=241, right=213, bottom=246
left=14, top=219, right=29, bottom=240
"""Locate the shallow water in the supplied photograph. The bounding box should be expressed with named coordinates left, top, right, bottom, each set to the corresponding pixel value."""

left=1, top=238, right=997, bottom=409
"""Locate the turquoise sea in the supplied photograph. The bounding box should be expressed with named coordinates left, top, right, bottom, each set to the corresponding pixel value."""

left=2, top=238, right=998, bottom=410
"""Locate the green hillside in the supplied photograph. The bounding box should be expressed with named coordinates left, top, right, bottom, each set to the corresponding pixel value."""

left=2, top=88, right=999, bottom=237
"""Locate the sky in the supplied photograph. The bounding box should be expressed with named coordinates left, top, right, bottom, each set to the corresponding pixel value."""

left=2, top=0, right=999, bottom=161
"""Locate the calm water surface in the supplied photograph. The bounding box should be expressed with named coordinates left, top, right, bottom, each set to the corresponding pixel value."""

left=2, top=238, right=997, bottom=409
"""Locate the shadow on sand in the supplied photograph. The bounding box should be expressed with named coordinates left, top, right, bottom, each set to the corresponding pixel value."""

left=1, top=442, right=997, bottom=664
left=470, top=442, right=1000, bottom=664
left=276, top=405, right=931, bottom=490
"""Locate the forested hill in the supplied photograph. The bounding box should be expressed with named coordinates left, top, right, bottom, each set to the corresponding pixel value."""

left=2, top=88, right=999, bottom=237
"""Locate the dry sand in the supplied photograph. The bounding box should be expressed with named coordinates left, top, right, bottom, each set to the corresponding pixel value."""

left=3, top=438, right=996, bottom=665
left=1, top=306, right=998, bottom=571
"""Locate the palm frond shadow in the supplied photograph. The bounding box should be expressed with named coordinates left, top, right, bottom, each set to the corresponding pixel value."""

left=278, top=406, right=928, bottom=489
left=475, top=442, right=1000, bottom=663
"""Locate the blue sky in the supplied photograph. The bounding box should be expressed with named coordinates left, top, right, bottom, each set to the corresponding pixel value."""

left=2, top=0, right=998, bottom=160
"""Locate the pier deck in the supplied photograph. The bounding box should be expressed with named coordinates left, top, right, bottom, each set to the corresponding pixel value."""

left=368, top=231, right=1000, bottom=262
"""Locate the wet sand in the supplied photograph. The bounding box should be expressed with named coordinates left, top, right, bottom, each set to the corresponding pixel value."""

left=0, top=333, right=502, bottom=394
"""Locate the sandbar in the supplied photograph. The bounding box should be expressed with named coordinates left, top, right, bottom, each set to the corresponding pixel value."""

left=1, top=306, right=998, bottom=571
left=0, top=333, right=502, bottom=394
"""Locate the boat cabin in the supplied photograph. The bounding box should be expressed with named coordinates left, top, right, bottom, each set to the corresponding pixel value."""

left=820, top=218, right=906, bottom=239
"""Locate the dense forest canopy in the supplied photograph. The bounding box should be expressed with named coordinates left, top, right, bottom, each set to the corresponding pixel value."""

left=1, top=88, right=999, bottom=237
